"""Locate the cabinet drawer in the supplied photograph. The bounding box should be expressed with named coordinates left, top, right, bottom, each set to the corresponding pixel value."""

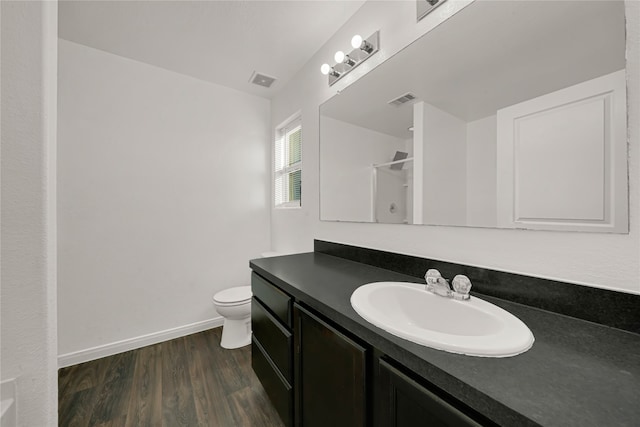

left=252, top=272, right=292, bottom=328
left=252, top=337, right=293, bottom=427
left=252, top=298, right=293, bottom=382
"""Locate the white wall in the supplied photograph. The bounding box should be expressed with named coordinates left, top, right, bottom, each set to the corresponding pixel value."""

left=57, top=40, right=271, bottom=361
left=271, top=0, right=640, bottom=294
left=321, top=116, right=406, bottom=222
left=466, top=115, right=497, bottom=227
left=420, top=101, right=467, bottom=226
left=1, top=1, right=58, bottom=425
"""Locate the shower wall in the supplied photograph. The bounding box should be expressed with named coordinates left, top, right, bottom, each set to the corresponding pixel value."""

left=374, top=167, right=410, bottom=223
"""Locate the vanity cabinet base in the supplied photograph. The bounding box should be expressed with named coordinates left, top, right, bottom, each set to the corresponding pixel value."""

left=251, top=270, right=496, bottom=427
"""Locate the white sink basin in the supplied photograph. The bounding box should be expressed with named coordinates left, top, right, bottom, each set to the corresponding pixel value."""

left=351, top=282, right=534, bottom=357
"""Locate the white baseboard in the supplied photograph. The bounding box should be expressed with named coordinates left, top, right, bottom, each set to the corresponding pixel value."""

left=1, top=378, right=16, bottom=427
left=58, top=317, right=224, bottom=368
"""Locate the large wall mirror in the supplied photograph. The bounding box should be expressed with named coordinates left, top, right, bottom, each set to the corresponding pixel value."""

left=320, top=0, right=628, bottom=233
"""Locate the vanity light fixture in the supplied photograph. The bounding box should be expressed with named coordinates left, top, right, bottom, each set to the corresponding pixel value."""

left=320, top=31, right=379, bottom=86
left=320, top=63, right=340, bottom=78
left=351, top=34, right=374, bottom=53
left=334, top=51, right=356, bottom=67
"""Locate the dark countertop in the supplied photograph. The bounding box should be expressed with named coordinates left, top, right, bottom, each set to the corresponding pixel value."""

left=250, top=252, right=640, bottom=427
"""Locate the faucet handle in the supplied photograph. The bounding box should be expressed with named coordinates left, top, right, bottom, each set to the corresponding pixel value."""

left=424, top=269, right=442, bottom=285
left=452, top=275, right=472, bottom=299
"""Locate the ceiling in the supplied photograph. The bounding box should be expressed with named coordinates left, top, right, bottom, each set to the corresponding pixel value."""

left=58, top=0, right=366, bottom=98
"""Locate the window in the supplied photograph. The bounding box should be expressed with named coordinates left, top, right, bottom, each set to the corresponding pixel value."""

left=274, top=117, right=302, bottom=208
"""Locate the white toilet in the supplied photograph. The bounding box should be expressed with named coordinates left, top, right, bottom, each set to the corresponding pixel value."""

left=213, top=285, right=252, bottom=349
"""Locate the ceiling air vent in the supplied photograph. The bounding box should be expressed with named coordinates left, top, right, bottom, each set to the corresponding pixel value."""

left=249, top=71, right=277, bottom=88
left=388, top=92, right=417, bottom=106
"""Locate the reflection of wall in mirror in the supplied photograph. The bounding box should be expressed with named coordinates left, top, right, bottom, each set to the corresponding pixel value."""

left=466, top=116, right=497, bottom=228
left=414, top=101, right=467, bottom=226
left=320, top=116, right=410, bottom=222
left=412, top=103, right=501, bottom=228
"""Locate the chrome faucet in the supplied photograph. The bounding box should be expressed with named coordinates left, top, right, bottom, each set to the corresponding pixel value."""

left=426, top=276, right=453, bottom=298
left=424, top=269, right=472, bottom=300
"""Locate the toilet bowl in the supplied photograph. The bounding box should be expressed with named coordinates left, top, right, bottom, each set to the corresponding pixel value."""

left=213, top=286, right=252, bottom=349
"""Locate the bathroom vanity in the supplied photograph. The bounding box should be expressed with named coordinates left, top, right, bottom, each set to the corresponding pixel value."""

left=250, top=241, right=640, bottom=427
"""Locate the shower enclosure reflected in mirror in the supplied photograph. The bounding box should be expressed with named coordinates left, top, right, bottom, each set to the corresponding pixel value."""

left=373, top=152, right=413, bottom=224
left=319, top=0, right=629, bottom=233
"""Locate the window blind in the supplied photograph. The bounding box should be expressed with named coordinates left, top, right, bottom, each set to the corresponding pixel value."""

left=275, top=119, right=302, bottom=207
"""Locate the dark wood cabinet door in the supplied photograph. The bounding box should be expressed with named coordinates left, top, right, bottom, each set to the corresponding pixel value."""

left=294, top=304, right=367, bottom=427
left=378, top=359, right=484, bottom=427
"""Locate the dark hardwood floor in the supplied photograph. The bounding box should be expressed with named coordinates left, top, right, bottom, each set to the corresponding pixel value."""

left=59, top=328, right=285, bottom=427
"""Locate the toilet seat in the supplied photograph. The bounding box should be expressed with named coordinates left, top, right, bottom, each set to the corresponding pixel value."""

left=213, top=286, right=252, bottom=306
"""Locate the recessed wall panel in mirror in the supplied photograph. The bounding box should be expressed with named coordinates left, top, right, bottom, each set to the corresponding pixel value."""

left=319, top=0, right=628, bottom=233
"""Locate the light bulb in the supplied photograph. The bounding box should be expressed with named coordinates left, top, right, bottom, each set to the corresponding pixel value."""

left=351, top=34, right=363, bottom=49
left=334, top=51, right=345, bottom=63
left=320, top=63, right=331, bottom=75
